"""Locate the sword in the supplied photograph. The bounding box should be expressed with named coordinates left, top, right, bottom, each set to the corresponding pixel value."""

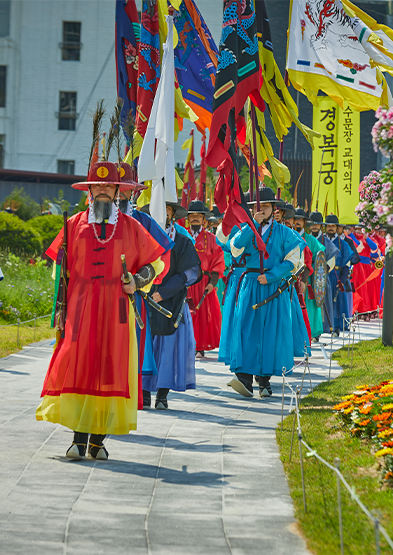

left=174, top=295, right=188, bottom=329
left=120, top=254, right=144, bottom=330
left=196, top=289, right=208, bottom=310
left=252, top=264, right=306, bottom=310
left=137, top=289, right=172, bottom=319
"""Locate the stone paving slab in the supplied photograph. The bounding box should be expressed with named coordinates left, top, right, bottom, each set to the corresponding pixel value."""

left=0, top=321, right=381, bottom=555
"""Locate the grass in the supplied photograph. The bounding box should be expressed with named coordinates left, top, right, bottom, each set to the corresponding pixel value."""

left=0, top=316, right=55, bottom=358
left=277, top=339, right=393, bottom=555
left=0, top=251, right=55, bottom=322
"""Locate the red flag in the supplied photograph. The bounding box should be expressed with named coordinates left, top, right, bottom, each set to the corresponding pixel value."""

left=198, top=136, right=206, bottom=202
left=206, top=0, right=266, bottom=256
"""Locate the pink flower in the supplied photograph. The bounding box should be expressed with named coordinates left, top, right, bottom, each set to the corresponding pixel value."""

left=386, top=233, right=393, bottom=249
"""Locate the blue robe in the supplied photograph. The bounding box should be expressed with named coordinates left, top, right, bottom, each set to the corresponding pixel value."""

left=314, top=233, right=339, bottom=334
left=216, top=225, right=247, bottom=365
left=229, top=220, right=304, bottom=377
left=290, top=229, right=311, bottom=357
left=329, top=235, right=353, bottom=331
left=131, top=209, right=174, bottom=376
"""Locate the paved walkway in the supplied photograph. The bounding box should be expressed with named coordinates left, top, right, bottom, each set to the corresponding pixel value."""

left=0, top=320, right=381, bottom=555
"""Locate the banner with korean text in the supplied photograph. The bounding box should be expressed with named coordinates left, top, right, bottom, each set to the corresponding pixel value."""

left=311, top=97, right=359, bottom=224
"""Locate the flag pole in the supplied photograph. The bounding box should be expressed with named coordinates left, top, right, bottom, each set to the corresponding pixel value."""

left=249, top=150, right=254, bottom=200
left=250, top=103, right=260, bottom=212
left=277, top=70, right=290, bottom=201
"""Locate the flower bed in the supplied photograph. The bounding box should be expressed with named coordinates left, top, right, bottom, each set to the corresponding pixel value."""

left=333, top=380, right=393, bottom=485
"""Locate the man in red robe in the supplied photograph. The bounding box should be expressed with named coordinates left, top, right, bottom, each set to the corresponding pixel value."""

left=36, top=161, right=165, bottom=460
left=186, top=200, right=225, bottom=358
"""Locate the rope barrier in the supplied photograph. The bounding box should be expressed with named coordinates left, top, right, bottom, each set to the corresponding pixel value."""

left=280, top=328, right=393, bottom=554
left=0, top=314, right=52, bottom=328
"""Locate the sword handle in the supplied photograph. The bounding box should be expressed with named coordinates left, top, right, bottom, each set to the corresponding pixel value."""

left=120, top=254, right=144, bottom=329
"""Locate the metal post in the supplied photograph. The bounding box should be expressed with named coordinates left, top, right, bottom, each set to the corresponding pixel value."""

left=281, top=372, right=286, bottom=432
left=382, top=228, right=393, bottom=345
left=298, top=430, right=307, bottom=513
left=289, top=388, right=299, bottom=462
left=373, top=513, right=381, bottom=555
left=357, top=312, right=360, bottom=343
left=351, top=325, right=355, bottom=371
left=34, top=313, right=37, bottom=342
left=329, top=332, right=333, bottom=383
left=334, top=458, right=344, bottom=555
left=342, top=315, right=345, bottom=349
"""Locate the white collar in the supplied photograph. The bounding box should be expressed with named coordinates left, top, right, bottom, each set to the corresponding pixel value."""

left=299, top=228, right=305, bottom=237
left=88, top=202, right=118, bottom=225
left=261, top=217, right=273, bottom=235
left=165, top=222, right=176, bottom=240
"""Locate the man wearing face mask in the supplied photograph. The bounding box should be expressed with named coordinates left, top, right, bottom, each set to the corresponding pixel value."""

left=228, top=187, right=304, bottom=399
left=36, top=161, right=165, bottom=460
left=294, top=209, right=328, bottom=342
left=324, top=214, right=354, bottom=335
left=186, top=200, right=225, bottom=358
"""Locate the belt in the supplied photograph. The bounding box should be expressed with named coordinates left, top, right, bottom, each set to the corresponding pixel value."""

left=202, top=270, right=211, bottom=277
left=235, top=268, right=261, bottom=304
left=222, top=263, right=246, bottom=306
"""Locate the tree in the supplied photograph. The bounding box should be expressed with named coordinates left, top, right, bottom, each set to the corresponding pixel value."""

left=1, top=187, right=40, bottom=221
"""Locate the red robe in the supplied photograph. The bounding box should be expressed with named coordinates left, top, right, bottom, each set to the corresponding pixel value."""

left=187, top=228, right=225, bottom=351
left=36, top=211, right=164, bottom=435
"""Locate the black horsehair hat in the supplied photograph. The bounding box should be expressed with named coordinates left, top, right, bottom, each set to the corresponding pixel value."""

left=187, top=199, right=212, bottom=215
left=248, top=186, right=276, bottom=205
left=325, top=213, right=340, bottom=225
left=282, top=203, right=296, bottom=218
left=294, top=208, right=308, bottom=220
left=308, top=210, right=324, bottom=224
left=140, top=200, right=188, bottom=221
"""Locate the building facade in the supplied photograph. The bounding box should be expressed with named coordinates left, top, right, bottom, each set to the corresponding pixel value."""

left=0, top=0, right=117, bottom=177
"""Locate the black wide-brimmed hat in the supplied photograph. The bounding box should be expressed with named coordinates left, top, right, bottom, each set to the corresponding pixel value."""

left=294, top=208, right=308, bottom=220
left=211, top=204, right=225, bottom=219
left=275, top=198, right=287, bottom=210
left=325, top=214, right=339, bottom=225
left=187, top=200, right=211, bottom=215
left=308, top=210, right=324, bottom=224
left=282, top=203, right=296, bottom=218
left=140, top=200, right=188, bottom=221
left=249, top=186, right=276, bottom=205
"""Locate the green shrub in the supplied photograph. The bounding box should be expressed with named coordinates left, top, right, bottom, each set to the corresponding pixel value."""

left=0, top=186, right=40, bottom=221
left=0, top=213, right=42, bottom=256
left=29, top=215, right=63, bottom=254
left=0, top=252, right=54, bottom=322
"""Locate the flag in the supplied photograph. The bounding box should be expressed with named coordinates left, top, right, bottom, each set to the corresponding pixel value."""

left=206, top=0, right=267, bottom=256
left=198, top=136, right=206, bottom=202
left=173, top=0, right=219, bottom=134
left=286, top=0, right=389, bottom=111
left=115, top=0, right=140, bottom=124
left=181, top=130, right=196, bottom=207
left=138, top=14, right=177, bottom=229
left=135, top=0, right=161, bottom=138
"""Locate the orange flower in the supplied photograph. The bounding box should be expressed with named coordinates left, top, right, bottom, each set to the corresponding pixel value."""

left=333, top=401, right=352, bottom=410
left=358, top=419, right=370, bottom=426
left=373, top=412, right=392, bottom=422
left=359, top=406, right=372, bottom=415
left=385, top=472, right=393, bottom=480
left=382, top=440, right=393, bottom=448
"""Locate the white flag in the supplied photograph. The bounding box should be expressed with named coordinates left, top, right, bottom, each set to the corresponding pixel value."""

left=138, top=15, right=177, bottom=229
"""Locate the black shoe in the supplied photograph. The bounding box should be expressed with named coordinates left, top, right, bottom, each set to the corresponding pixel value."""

left=88, top=434, right=108, bottom=460
left=155, top=388, right=169, bottom=410
left=195, top=350, right=205, bottom=359
left=254, top=376, right=260, bottom=384
left=143, top=390, right=151, bottom=409
left=66, top=431, right=88, bottom=459
left=259, top=376, right=272, bottom=398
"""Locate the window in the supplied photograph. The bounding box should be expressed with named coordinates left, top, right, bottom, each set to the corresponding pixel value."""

left=61, top=22, right=82, bottom=61
left=0, top=1, right=10, bottom=37
left=0, top=66, right=6, bottom=107
left=58, top=91, right=77, bottom=131
left=57, top=160, right=75, bottom=175
left=0, top=135, right=4, bottom=168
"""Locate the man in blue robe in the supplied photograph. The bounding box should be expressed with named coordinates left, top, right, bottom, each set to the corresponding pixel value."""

left=141, top=202, right=201, bottom=410
left=325, top=214, right=355, bottom=334
left=227, top=187, right=304, bottom=399
left=306, top=211, right=339, bottom=338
